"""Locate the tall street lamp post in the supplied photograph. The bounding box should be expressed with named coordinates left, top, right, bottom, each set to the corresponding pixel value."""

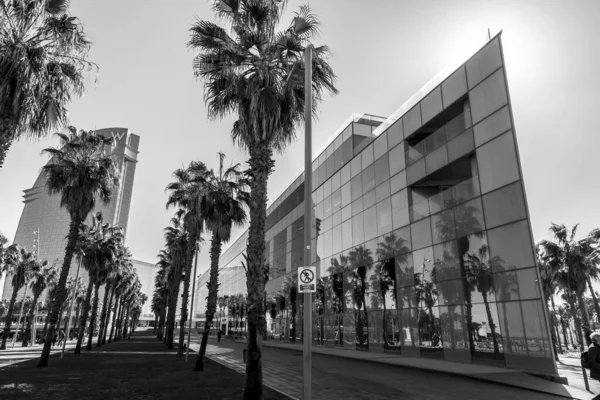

left=302, top=44, right=313, bottom=400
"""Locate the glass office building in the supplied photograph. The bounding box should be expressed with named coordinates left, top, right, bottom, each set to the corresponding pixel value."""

left=193, top=34, right=557, bottom=375
left=1, top=128, right=140, bottom=303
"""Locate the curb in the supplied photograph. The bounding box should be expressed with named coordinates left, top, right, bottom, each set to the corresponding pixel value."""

left=262, top=342, right=582, bottom=400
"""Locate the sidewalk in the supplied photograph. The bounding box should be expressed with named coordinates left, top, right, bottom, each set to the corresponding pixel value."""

left=192, top=335, right=592, bottom=400
left=261, top=339, right=595, bottom=399
left=0, top=330, right=289, bottom=400
left=0, top=341, right=77, bottom=368
left=557, top=354, right=600, bottom=394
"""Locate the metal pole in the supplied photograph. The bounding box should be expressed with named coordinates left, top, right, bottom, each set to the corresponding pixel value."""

left=12, top=286, right=28, bottom=347
left=186, top=246, right=199, bottom=362
left=61, top=255, right=82, bottom=359
left=302, top=44, right=313, bottom=400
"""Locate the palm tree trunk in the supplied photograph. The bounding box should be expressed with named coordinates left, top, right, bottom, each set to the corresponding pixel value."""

left=158, top=292, right=168, bottom=340
left=243, top=143, right=273, bottom=400
left=568, top=296, right=585, bottom=349
left=560, top=317, right=569, bottom=348
left=178, top=239, right=196, bottom=356
left=165, top=271, right=182, bottom=349
left=96, top=283, right=111, bottom=347
left=75, top=281, right=94, bottom=354
left=481, top=293, right=500, bottom=355
left=587, top=277, right=600, bottom=329
left=115, top=299, right=126, bottom=341
left=108, top=297, right=120, bottom=343
left=550, top=297, right=563, bottom=353
left=73, top=300, right=81, bottom=341
left=546, top=301, right=559, bottom=359
left=576, top=291, right=592, bottom=346
left=0, top=287, right=20, bottom=350
left=88, top=283, right=102, bottom=351
left=122, top=303, right=130, bottom=339
left=22, top=293, right=41, bottom=348
left=101, top=286, right=115, bottom=345
left=194, top=236, right=221, bottom=371
left=38, top=217, right=82, bottom=367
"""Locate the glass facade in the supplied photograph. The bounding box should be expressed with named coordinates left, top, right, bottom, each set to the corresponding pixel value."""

left=193, top=34, right=556, bottom=375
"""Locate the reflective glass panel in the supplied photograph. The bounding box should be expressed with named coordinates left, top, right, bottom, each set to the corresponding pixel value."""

left=375, top=154, right=390, bottom=186
left=390, top=171, right=407, bottom=195
left=362, top=164, right=376, bottom=193
left=389, top=143, right=406, bottom=177
left=454, top=197, right=485, bottom=238
left=411, top=217, right=432, bottom=250
left=487, top=220, right=535, bottom=271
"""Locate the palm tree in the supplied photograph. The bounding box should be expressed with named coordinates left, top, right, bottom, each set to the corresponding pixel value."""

left=539, top=223, right=591, bottom=348
left=163, top=218, right=188, bottom=349
left=463, top=245, right=502, bottom=355
left=0, top=245, right=35, bottom=349
left=37, top=127, right=118, bottom=366
left=189, top=3, right=337, bottom=396
left=191, top=153, right=248, bottom=370
left=166, top=161, right=208, bottom=356
left=583, top=229, right=600, bottom=329
left=99, top=247, right=130, bottom=346
left=22, top=260, right=51, bottom=347
left=536, top=243, right=561, bottom=356
left=0, top=0, right=95, bottom=169
left=153, top=251, right=170, bottom=340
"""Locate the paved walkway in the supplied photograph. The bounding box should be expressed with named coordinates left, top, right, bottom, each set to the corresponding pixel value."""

left=189, top=334, right=594, bottom=400
left=0, top=330, right=288, bottom=400
left=557, top=354, right=600, bottom=394
left=0, top=341, right=77, bottom=368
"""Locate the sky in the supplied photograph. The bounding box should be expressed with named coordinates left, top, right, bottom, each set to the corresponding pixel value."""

left=1, top=0, right=599, bottom=277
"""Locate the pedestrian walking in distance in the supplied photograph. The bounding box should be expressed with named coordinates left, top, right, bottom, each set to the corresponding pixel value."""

left=217, top=329, right=222, bottom=343
left=586, top=332, right=600, bottom=399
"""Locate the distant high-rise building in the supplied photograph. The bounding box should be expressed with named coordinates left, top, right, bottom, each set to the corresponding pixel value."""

left=132, top=259, right=158, bottom=326
left=1, top=128, right=140, bottom=302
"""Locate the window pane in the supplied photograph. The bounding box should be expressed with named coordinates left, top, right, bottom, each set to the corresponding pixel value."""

left=341, top=163, right=351, bottom=185
left=521, top=300, right=552, bottom=359
left=421, top=87, right=443, bottom=124
left=362, top=164, right=376, bottom=193
left=406, top=158, right=426, bottom=185
left=476, top=132, right=520, bottom=194
left=352, top=196, right=364, bottom=216
left=466, top=37, right=502, bottom=89
left=332, top=209, right=342, bottom=228
left=387, top=120, right=403, bottom=149
left=474, top=106, right=512, bottom=147
left=392, top=190, right=410, bottom=229
left=390, top=171, right=407, bottom=195
left=469, top=68, right=508, bottom=124
left=395, top=253, right=414, bottom=288
left=493, top=269, right=518, bottom=302
left=342, top=219, right=353, bottom=252
left=516, top=268, right=542, bottom=300
left=323, top=195, right=332, bottom=218
left=487, top=220, right=535, bottom=272
left=411, top=217, right=432, bottom=250
left=497, top=301, right=527, bottom=357
left=332, top=224, right=342, bottom=255
left=352, top=213, right=364, bottom=247
left=331, top=170, right=341, bottom=193
left=482, top=181, right=527, bottom=230
left=376, top=181, right=391, bottom=203
left=351, top=155, right=361, bottom=178
left=326, top=154, right=335, bottom=181
left=404, top=105, right=422, bottom=138
left=412, top=246, right=433, bottom=282
left=375, top=153, right=390, bottom=186
left=341, top=181, right=352, bottom=208
left=447, top=128, right=475, bottom=163
left=364, top=205, right=378, bottom=242
left=351, top=173, right=363, bottom=199
left=437, top=279, right=464, bottom=306
left=454, top=197, right=485, bottom=238
left=342, top=138, right=353, bottom=166
left=433, top=241, right=462, bottom=281
left=374, top=133, right=388, bottom=161
left=389, top=143, right=406, bottom=177
left=377, top=198, right=393, bottom=236
left=324, top=175, right=332, bottom=198
left=332, top=189, right=342, bottom=213
left=363, top=189, right=376, bottom=210
left=342, top=204, right=352, bottom=222
left=431, top=209, right=456, bottom=244
left=442, top=66, right=467, bottom=108
left=362, top=142, right=375, bottom=169
left=425, top=144, right=449, bottom=175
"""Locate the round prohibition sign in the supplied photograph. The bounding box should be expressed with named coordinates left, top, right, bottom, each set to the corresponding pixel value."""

left=300, top=269, right=314, bottom=284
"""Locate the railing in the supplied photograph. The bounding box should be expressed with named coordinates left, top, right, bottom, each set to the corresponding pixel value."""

left=409, top=176, right=481, bottom=222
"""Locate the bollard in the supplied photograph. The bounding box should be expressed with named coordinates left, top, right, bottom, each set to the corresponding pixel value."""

left=243, top=349, right=247, bottom=363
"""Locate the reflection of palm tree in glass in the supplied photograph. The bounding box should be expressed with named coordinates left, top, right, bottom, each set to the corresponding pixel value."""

left=347, top=247, right=373, bottom=348
left=414, top=267, right=438, bottom=346
left=463, top=245, right=503, bottom=355
left=434, top=199, right=484, bottom=355
left=431, top=251, right=464, bottom=350
left=373, top=233, right=410, bottom=347
left=282, top=274, right=298, bottom=342
left=492, top=265, right=516, bottom=354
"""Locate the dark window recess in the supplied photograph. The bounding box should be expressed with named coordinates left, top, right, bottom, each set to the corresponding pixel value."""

left=406, top=97, right=471, bottom=166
